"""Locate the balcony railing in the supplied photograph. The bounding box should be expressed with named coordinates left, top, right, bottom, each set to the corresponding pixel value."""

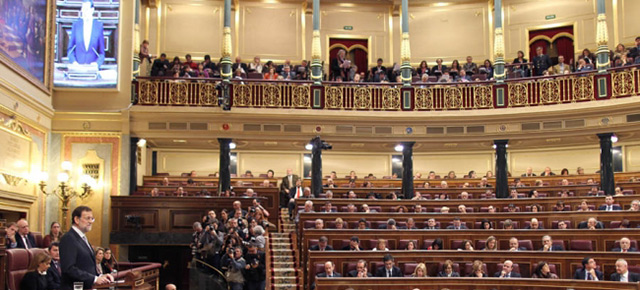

left=133, top=65, right=640, bottom=110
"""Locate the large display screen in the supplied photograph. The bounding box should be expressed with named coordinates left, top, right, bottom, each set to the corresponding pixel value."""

left=0, top=0, right=48, bottom=87
left=54, top=0, right=119, bottom=88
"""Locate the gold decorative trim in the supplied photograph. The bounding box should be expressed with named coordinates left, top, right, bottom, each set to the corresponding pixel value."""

left=0, top=117, right=32, bottom=139
left=327, top=43, right=368, bottom=54
left=311, top=30, right=322, bottom=61
left=222, top=27, right=233, bottom=58
left=595, top=13, right=608, bottom=47
left=2, top=173, right=25, bottom=187
left=493, top=28, right=505, bottom=58
left=400, top=32, right=411, bottom=63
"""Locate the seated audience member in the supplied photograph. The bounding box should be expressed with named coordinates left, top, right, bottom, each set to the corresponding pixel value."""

left=334, top=218, right=345, bottom=229
left=380, top=218, right=397, bottom=230
left=43, top=222, right=62, bottom=249
left=484, top=236, right=498, bottom=251
left=150, top=53, right=170, bottom=76
left=514, top=178, right=525, bottom=187
left=375, top=254, right=402, bottom=277
left=357, top=218, right=368, bottom=230
left=148, top=187, right=160, bottom=196
left=348, top=260, right=372, bottom=278
left=530, top=204, right=542, bottom=212
left=457, top=67, right=471, bottom=82
left=467, top=260, right=487, bottom=277
left=560, top=168, right=570, bottom=176
left=431, top=58, right=447, bottom=76
left=232, top=57, right=248, bottom=74
left=371, top=58, right=387, bottom=82
left=400, top=218, right=418, bottom=230
left=506, top=204, right=518, bottom=213
left=324, top=190, right=334, bottom=199
left=412, top=263, right=428, bottom=277
left=615, top=186, right=625, bottom=196
left=264, top=67, right=278, bottom=80
left=460, top=191, right=470, bottom=200
left=502, top=219, right=515, bottom=230
left=532, top=261, right=558, bottom=279
left=405, top=241, right=417, bottom=250
left=321, top=202, right=335, bottom=213
left=446, top=171, right=457, bottom=179
left=528, top=190, right=539, bottom=198
left=416, top=60, right=430, bottom=77
left=557, top=221, right=568, bottom=230
left=540, top=235, right=564, bottom=251
left=575, top=58, right=594, bottom=72
left=47, top=242, right=61, bottom=290
left=428, top=239, right=443, bottom=250
left=457, top=205, right=468, bottom=214
left=574, top=257, right=603, bottom=280
left=437, top=260, right=460, bottom=277
left=494, top=260, right=520, bottom=278
left=395, top=205, right=408, bottom=213
left=629, top=200, right=640, bottom=211
left=522, top=167, right=536, bottom=177
left=348, top=191, right=357, bottom=199
left=487, top=205, right=496, bottom=213
left=525, top=218, right=543, bottom=230
left=281, top=65, right=296, bottom=80
left=553, top=201, right=568, bottom=212
left=295, top=200, right=314, bottom=223
left=422, top=181, right=430, bottom=189
left=509, top=237, right=527, bottom=251
left=440, top=206, right=450, bottom=213
left=479, top=59, right=493, bottom=79
left=16, top=219, right=36, bottom=249
left=314, top=219, right=324, bottom=230
left=612, top=237, right=637, bottom=252
left=425, top=218, right=439, bottom=230
left=599, top=195, right=622, bottom=211
left=509, top=189, right=519, bottom=199
left=439, top=180, right=448, bottom=188
left=324, top=178, right=335, bottom=188
left=412, top=192, right=425, bottom=200
left=460, top=240, right=474, bottom=251
left=21, top=251, right=51, bottom=290
left=317, top=260, right=341, bottom=278
left=102, top=248, right=115, bottom=274
left=427, top=171, right=437, bottom=179
left=480, top=219, right=493, bottom=230
left=577, top=199, right=592, bottom=211
left=611, top=259, right=640, bottom=282
left=342, top=236, right=361, bottom=251
left=248, top=56, right=263, bottom=73
left=463, top=56, right=478, bottom=74
left=372, top=239, right=389, bottom=251
left=540, top=167, right=555, bottom=176
left=447, top=217, right=467, bottom=230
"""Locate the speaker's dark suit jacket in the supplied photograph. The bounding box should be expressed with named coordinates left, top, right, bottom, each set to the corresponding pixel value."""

left=494, top=271, right=522, bottom=278
left=598, top=205, right=622, bottom=211
left=611, top=271, right=640, bottom=282
left=60, top=228, right=97, bottom=290
left=15, top=233, right=37, bottom=249
left=611, top=247, right=638, bottom=252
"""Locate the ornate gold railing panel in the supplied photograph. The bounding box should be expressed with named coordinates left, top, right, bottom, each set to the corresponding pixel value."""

left=134, top=66, right=639, bottom=109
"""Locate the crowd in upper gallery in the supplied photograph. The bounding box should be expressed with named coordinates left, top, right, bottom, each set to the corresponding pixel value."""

left=139, top=36, right=640, bottom=83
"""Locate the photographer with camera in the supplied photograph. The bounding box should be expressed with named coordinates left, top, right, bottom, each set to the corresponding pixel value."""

left=243, top=243, right=266, bottom=290
left=199, top=222, right=223, bottom=269
left=221, top=247, right=246, bottom=290
left=190, top=222, right=204, bottom=257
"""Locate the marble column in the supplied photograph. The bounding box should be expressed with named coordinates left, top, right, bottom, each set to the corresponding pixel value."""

left=493, top=0, right=505, bottom=82
left=218, top=138, right=232, bottom=193
left=494, top=139, right=509, bottom=198
left=400, top=0, right=412, bottom=87
left=597, top=133, right=615, bottom=195
left=401, top=142, right=415, bottom=199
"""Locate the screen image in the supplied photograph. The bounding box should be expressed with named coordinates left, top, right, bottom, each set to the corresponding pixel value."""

left=0, top=0, right=48, bottom=85
left=54, top=0, right=119, bottom=88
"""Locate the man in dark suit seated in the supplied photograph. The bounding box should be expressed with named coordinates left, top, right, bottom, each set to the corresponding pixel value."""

left=524, top=218, right=544, bottom=230
left=398, top=218, right=418, bottom=230
left=151, top=53, right=170, bottom=76
left=378, top=218, right=397, bottom=230
left=598, top=196, right=622, bottom=211
left=494, top=260, right=521, bottom=278
left=61, top=206, right=113, bottom=290
left=573, top=257, right=603, bottom=280
left=347, top=260, right=372, bottom=278
left=446, top=217, right=468, bottom=230
left=424, top=218, right=440, bottom=230
left=540, top=235, right=564, bottom=251
left=370, top=58, right=386, bottom=82
left=47, top=242, right=62, bottom=290
left=232, top=57, right=248, bottom=75
left=5, top=222, right=18, bottom=248
left=342, top=236, right=362, bottom=251
left=611, top=259, right=640, bottom=282
left=310, top=236, right=333, bottom=251
left=612, top=237, right=638, bottom=252
left=508, top=237, right=528, bottom=252
left=317, top=261, right=341, bottom=278
left=577, top=217, right=605, bottom=229
left=15, top=219, right=37, bottom=249
left=375, top=254, right=403, bottom=277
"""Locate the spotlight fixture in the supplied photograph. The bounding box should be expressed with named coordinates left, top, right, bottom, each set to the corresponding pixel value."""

left=611, top=134, right=619, bottom=143
left=137, top=138, right=147, bottom=147
left=305, top=143, right=313, bottom=150
left=229, top=142, right=237, bottom=149
left=394, top=144, right=404, bottom=152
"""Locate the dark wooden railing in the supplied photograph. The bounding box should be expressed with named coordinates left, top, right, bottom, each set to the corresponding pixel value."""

left=133, top=65, right=640, bottom=110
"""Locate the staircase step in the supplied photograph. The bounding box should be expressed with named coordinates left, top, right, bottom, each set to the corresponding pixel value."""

left=270, top=237, right=289, bottom=242
left=272, top=268, right=297, bottom=277
left=272, top=284, right=298, bottom=290
left=272, top=255, right=295, bottom=263
left=273, top=261, right=295, bottom=268
left=272, top=277, right=298, bottom=284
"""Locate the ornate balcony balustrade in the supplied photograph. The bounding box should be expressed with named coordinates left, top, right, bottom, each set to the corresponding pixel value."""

left=133, top=65, right=639, bottom=110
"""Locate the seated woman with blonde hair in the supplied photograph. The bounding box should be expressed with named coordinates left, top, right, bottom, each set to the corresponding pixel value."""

left=372, top=239, right=389, bottom=251
left=21, top=252, right=51, bottom=290
left=412, top=263, right=428, bottom=277
left=467, top=260, right=487, bottom=277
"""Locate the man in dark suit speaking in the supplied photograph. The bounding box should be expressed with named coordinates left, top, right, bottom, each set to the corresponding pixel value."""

left=60, top=206, right=113, bottom=290
left=67, top=0, right=105, bottom=67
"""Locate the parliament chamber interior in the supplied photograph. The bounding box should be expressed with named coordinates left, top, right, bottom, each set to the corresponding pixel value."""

left=2, top=0, right=640, bottom=290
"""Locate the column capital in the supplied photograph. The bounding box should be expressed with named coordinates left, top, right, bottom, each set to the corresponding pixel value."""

left=597, top=132, right=614, bottom=140
left=493, top=139, right=509, bottom=146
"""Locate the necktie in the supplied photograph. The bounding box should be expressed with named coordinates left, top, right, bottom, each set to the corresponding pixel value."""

left=295, top=187, right=301, bottom=199
left=624, top=249, right=628, bottom=253
left=22, top=236, right=30, bottom=249
left=587, top=273, right=591, bottom=280
left=55, top=261, right=61, bottom=274
left=622, top=274, right=628, bottom=282
left=387, top=269, right=391, bottom=277
left=608, top=205, right=611, bottom=211
left=82, top=235, right=93, bottom=254
left=506, top=273, right=510, bottom=278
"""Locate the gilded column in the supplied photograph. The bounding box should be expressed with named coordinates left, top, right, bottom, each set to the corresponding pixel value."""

left=400, top=0, right=412, bottom=87
left=493, top=0, right=505, bottom=82
left=220, top=0, right=233, bottom=82
left=310, top=0, right=323, bottom=84
left=596, top=0, right=610, bottom=72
